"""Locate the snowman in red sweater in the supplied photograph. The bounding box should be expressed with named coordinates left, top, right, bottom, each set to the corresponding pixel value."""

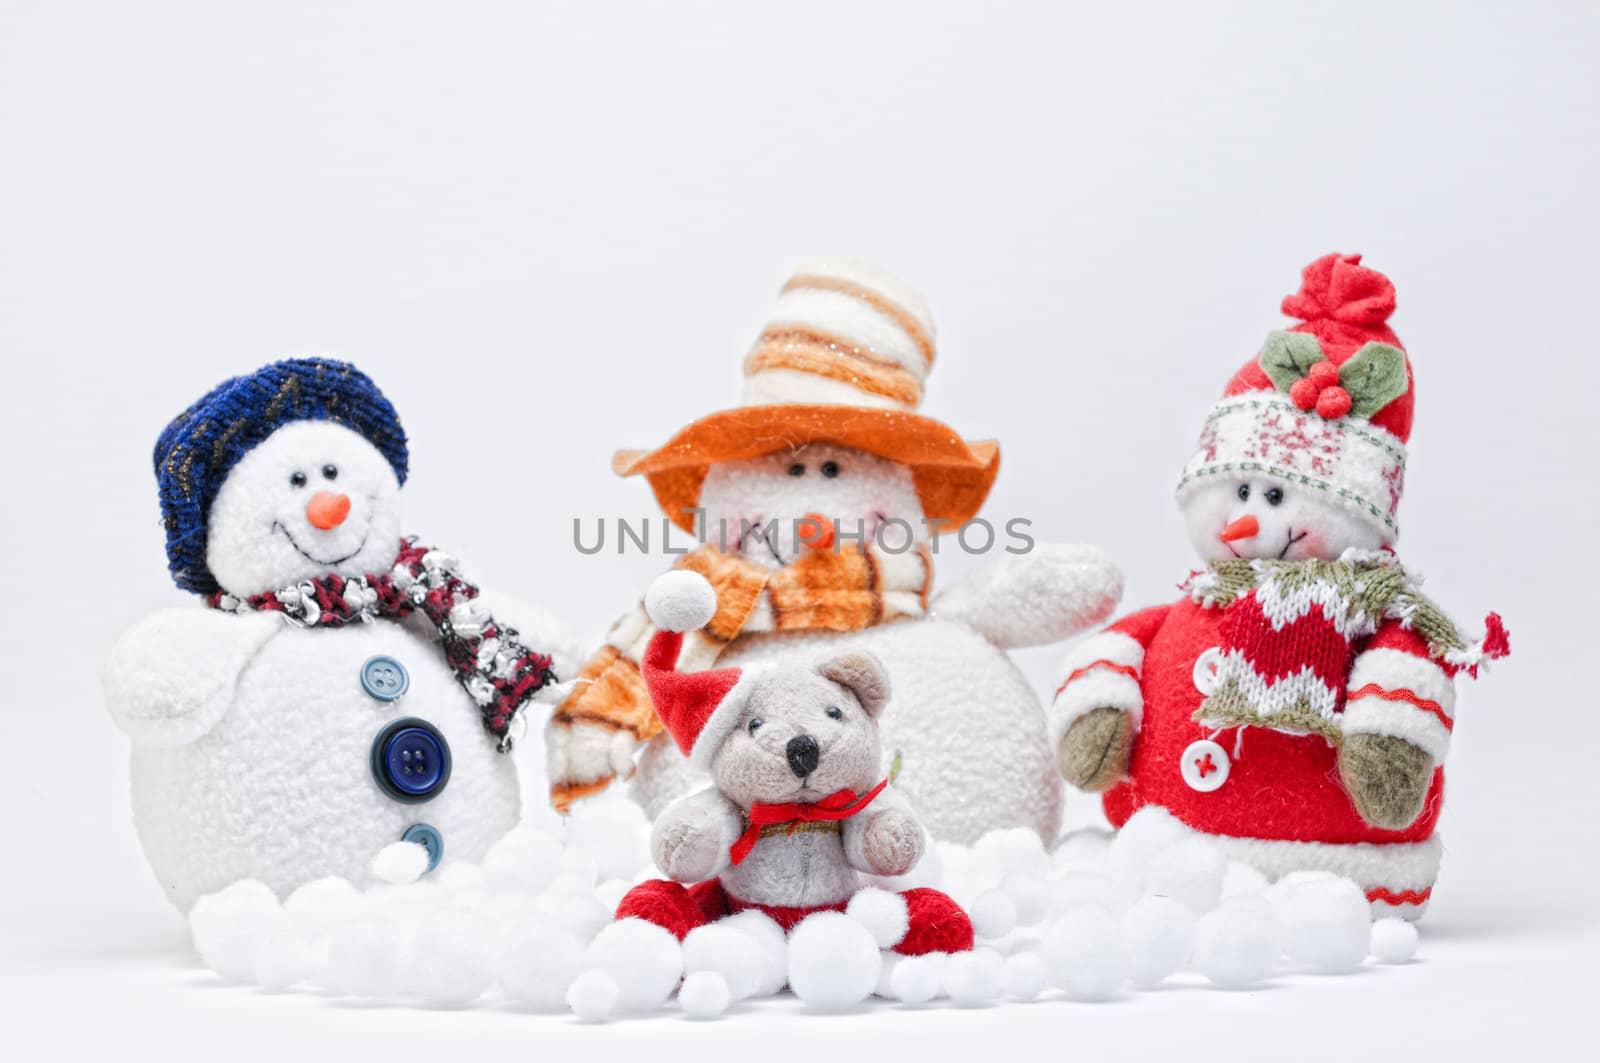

left=1051, top=253, right=1507, bottom=918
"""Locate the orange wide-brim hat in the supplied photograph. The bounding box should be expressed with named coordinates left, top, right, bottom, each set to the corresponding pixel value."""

left=614, top=404, right=1000, bottom=535
left=614, top=258, right=1002, bottom=535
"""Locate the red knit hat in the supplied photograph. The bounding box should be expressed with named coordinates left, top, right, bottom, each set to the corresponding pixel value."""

left=1176, top=253, right=1415, bottom=541
left=640, top=571, right=763, bottom=769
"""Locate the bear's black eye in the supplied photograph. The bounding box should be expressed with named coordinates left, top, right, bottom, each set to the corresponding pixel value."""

left=820, top=460, right=840, bottom=478
left=289, top=471, right=308, bottom=488
left=825, top=706, right=843, bottom=720
left=747, top=717, right=764, bottom=735
left=788, top=463, right=805, bottom=477
left=1236, top=483, right=1250, bottom=502
left=1264, top=487, right=1284, bottom=506
left=322, top=464, right=338, bottom=481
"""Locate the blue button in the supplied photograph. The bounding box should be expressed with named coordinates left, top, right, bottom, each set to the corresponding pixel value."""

left=402, top=823, right=443, bottom=873
left=369, top=718, right=452, bottom=804
left=361, top=656, right=410, bottom=702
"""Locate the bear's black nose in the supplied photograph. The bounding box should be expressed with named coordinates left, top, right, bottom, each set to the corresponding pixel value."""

left=786, top=734, right=820, bottom=778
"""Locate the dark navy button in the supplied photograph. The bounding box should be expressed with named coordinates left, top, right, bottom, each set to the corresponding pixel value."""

left=402, top=823, right=443, bottom=873
left=369, top=718, right=452, bottom=804
left=360, top=655, right=410, bottom=702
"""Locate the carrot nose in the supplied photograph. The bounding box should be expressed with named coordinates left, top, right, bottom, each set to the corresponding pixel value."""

left=1218, top=514, right=1260, bottom=543
left=797, top=512, right=835, bottom=551
left=306, top=492, right=351, bottom=530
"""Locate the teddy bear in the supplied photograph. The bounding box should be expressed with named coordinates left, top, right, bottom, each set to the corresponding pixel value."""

left=1050, top=254, right=1507, bottom=917
left=102, top=358, right=567, bottom=909
left=547, top=258, right=1123, bottom=844
left=612, top=570, right=974, bottom=954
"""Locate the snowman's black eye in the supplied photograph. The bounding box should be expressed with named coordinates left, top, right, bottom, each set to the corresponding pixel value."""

left=322, top=464, right=338, bottom=481
left=1236, top=484, right=1250, bottom=502
left=788, top=463, right=805, bottom=477
left=1265, top=487, right=1284, bottom=506
left=748, top=717, right=765, bottom=735
left=820, top=461, right=840, bottom=478
left=825, top=705, right=843, bottom=720
left=289, top=471, right=308, bottom=488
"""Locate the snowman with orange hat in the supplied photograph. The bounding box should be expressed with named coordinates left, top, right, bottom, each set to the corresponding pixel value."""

left=548, top=258, right=1123, bottom=843
left=1051, top=253, right=1508, bottom=917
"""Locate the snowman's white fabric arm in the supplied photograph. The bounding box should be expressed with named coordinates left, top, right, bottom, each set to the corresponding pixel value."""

left=103, top=608, right=280, bottom=748
left=1341, top=622, right=1457, bottom=763
left=931, top=544, right=1124, bottom=650
left=1047, top=604, right=1170, bottom=747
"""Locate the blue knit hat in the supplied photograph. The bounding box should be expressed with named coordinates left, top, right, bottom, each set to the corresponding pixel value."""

left=155, top=358, right=409, bottom=595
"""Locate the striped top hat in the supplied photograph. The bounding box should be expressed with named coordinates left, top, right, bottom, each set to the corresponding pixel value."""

left=614, top=258, right=1000, bottom=533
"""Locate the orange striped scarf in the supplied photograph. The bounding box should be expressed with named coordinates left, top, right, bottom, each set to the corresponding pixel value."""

left=550, top=542, right=931, bottom=810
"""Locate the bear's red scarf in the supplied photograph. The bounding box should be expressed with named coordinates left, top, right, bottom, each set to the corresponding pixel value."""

left=209, top=537, right=555, bottom=750
left=729, top=779, right=890, bottom=866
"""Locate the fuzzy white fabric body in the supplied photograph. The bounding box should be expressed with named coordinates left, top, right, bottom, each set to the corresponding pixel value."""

left=632, top=618, right=1064, bottom=845
left=108, top=612, right=522, bottom=910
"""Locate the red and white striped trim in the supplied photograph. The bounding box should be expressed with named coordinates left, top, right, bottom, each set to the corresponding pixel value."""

left=1049, top=630, right=1145, bottom=745
left=1342, top=647, right=1455, bottom=761
left=1157, top=813, right=1441, bottom=921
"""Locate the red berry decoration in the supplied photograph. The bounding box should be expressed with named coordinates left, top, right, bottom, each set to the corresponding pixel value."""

left=1290, top=377, right=1319, bottom=411
left=1316, top=385, right=1353, bottom=419
left=1308, top=360, right=1340, bottom=388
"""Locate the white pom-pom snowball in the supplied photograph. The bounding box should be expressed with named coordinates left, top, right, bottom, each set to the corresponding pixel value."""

left=1049, top=870, right=1130, bottom=917
left=1122, top=894, right=1196, bottom=987
left=1280, top=877, right=1371, bottom=974
left=410, top=909, right=495, bottom=1006
left=683, top=923, right=768, bottom=1001
left=645, top=570, right=718, bottom=632
left=1369, top=917, right=1419, bottom=963
left=190, top=880, right=288, bottom=982
left=972, top=828, right=1051, bottom=880
left=719, top=911, right=789, bottom=997
left=567, top=970, right=621, bottom=1022
left=584, top=918, right=683, bottom=1012
left=433, top=861, right=488, bottom=895
left=1220, top=860, right=1270, bottom=901
left=497, top=919, right=587, bottom=1011
left=253, top=926, right=314, bottom=992
left=483, top=827, right=564, bottom=895
left=678, top=971, right=732, bottom=1019
left=369, top=841, right=430, bottom=886
left=1191, top=896, right=1281, bottom=989
left=845, top=888, right=910, bottom=948
left=943, top=948, right=1005, bottom=1006
left=1003, top=873, right=1052, bottom=926
left=1146, top=837, right=1226, bottom=913
left=284, top=877, right=364, bottom=938
left=594, top=878, right=633, bottom=914
left=536, top=892, right=611, bottom=944
left=1041, top=907, right=1128, bottom=1001
left=328, top=908, right=412, bottom=998
left=1108, top=807, right=1187, bottom=891
left=887, top=953, right=946, bottom=1004
left=1053, top=827, right=1113, bottom=867
left=1003, top=951, right=1050, bottom=1001
left=786, top=912, right=881, bottom=1011
left=970, top=889, right=1018, bottom=940
left=564, top=795, right=653, bottom=881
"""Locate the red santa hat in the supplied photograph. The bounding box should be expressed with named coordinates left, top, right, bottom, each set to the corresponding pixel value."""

left=640, top=571, right=764, bottom=769
left=1175, top=253, right=1414, bottom=541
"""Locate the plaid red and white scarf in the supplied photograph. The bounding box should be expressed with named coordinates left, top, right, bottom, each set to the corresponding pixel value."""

left=210, top=537, right=555, bottom=750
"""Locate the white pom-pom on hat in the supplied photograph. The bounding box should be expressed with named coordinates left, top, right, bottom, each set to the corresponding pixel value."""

left=645, top=570, right=718, bottom=633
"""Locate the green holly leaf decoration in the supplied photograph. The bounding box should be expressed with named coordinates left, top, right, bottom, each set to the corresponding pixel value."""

left=1338, top=342, right=1409, bottom=417
left=1258, top=331, right=1328, bottom=393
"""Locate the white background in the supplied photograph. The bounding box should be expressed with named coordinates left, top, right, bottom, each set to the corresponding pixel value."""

left=2, top=1, right=1595, bottom=1058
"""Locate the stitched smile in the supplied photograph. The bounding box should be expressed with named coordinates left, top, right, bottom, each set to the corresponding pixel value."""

left=273, top=521, right=368, bottom=567
left=1279, top=529, right=1309, bottom=559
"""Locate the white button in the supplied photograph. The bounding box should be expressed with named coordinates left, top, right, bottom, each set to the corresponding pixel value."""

left=1181, top=739, right=1230, bottom=793
left=1192, top=647, right=1224, bottom=695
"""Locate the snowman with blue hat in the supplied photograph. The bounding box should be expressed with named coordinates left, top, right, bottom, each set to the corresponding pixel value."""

left=105, top=358, right=569, bottom=910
